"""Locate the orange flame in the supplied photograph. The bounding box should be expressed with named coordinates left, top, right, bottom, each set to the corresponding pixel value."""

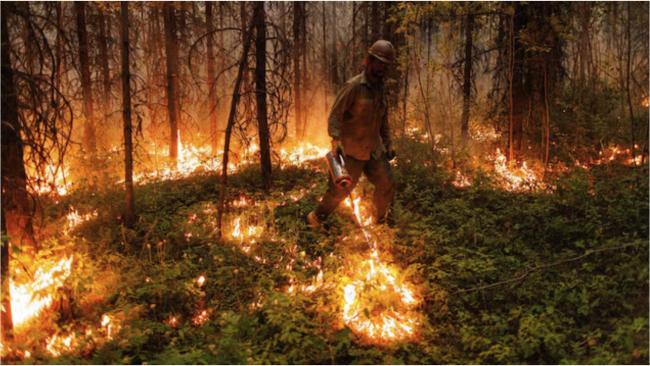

left=340, top=193, right=421, bottom=344
left=27, top=163, right=71, bottom=196
left=10, top=257, right=73, bottom=328
left=341, top=249, right=420, bottom=344
left=45, top=333, right=76, bottom=357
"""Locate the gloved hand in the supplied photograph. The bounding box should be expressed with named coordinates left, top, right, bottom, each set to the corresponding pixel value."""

left=332, top=139, right=344, bottom=156
left=385, top=145, right=397, bottom=161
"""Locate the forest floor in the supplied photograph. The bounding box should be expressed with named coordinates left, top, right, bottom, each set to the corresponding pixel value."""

left=3, top=138, right=649, bottom=364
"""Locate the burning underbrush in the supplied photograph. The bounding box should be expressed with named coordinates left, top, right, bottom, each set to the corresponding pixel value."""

left=338, top=248, right=422, bottom=344
left=4, top=129, right=646, bottom=363
left=25, top=134, right=328, bottom=199
left=0, top=205, right=124, bottom=361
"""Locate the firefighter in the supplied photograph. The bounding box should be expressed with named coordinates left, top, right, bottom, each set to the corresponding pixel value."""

left=307, top=40, right=396, bottom=229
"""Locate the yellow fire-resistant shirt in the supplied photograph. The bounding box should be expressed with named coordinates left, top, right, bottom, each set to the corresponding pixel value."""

left=327, top=71, right=391, bottom=161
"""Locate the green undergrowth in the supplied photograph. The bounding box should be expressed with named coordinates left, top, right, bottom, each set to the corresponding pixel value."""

left=10, top=140, right=649, bottom=364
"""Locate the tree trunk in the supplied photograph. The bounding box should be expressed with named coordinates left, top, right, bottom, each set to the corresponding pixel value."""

left=218, top=2, right=226, bottom=146
left=460, top=13, right=474, bottom=142
left=120, top=1, right=135, bottom=227
left=217, top=16, right=256, bottom=238
left=1, top=4, right=37, bottom=251
left=363, top=3, right=369, bottom=49
left=1, top=204, right=13, bottom=341
left=20, top=3, right=38, bottom=74
left=300, top=3, right=308, bottom=138
left=371, top=2, right=381, bottom=40
left=1, top=7, right=16, bottom=341
left=206, top=2, right=218, bottom=154
left=98, top=7, right=112, bottom=138
left=254, top=3, right=272, bottom=191
left=507, top=12, right=515, bottom=161
left=163, top=3, right=180, bottom=161
left=321, top=2, right=328, bottom=111
left=330, top=2, right=339, bottom=87
left=625, top=2, right=637, bottom=162
left=293, top=2, right=303, bottom=139
left=2, top=4, right=31, bottom=340
left=55, top=2, right=64, bottom=91
left=240, top=1, right=250, bottom=88
left=75, top=2, right=97, bottom=156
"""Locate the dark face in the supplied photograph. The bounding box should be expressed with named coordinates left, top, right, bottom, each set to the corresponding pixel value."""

left=367, top=56, right=389, bottom=80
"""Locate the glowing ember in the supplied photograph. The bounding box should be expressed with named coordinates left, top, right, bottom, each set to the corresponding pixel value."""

left=230, top=216, right=264, bottom=250
left=101, top=314, right=113, bottom=339
left=452, top=170, right=472, bottom=188
left=469, top=121, right=500, bottom=142
left=232, top=196, right=253, bottom=208
left=592, top=145, right=645, bottom=166
left=642, top=96, right=649, bottom=108
left=192, top=309, right=209, bottom=325
left=196, top=275, right=206, bottom=287
left=10, top=257, right=73, bottom=328
left=167, top=315, right=179, bottom=327
left=286, top=269, right=325, bottom=295
left=492, top=148, right=540, bottom=191
left=65, top=207, right=98, bottom=234
left=46, top=333, right=76, bottom=357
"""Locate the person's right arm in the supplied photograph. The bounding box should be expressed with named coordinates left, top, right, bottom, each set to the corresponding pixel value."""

left=327, top=82, right=357, bottom=153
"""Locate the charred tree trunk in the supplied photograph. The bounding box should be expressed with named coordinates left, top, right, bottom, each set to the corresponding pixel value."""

left=20, top=3, right=38, bottom=74
left=217, top=17, right=256, bottom=238
left=300, top=3, right=308, bottom=137
left=98, top=7, right=112, bottom=139
left=460, top=13, right=474, bottom=142
left=2, top=5, right=24, bottom=340
left=254, top=3, right=272, bottom=191
left=218, top=2, right=226, bottom=144
left=164, top=3, right=180, bottom=161
left=293, top=2, right=303, bottom=139
left=55, top=2, right=64, bottom=91
left=75, top=2, right=97, bottom=156
left=1, top=9, right=15, bottom=339
left=1, top=4, right=37, bottom=251
left=120, top=1, right=135, bottom=227
left=206, top=2, right=218, bottom=154
left=625, top=2, right=637, bottom=162
left=321, top=2, right=328, bottom=111
left=1, top=204, right=12, bottom=341
left=240, top=2, right=250, bottom=88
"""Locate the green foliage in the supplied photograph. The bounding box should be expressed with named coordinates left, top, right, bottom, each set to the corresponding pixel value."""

left=553, top=82, right=649, bottom=162
left=18, top=138, right=648, bottom=364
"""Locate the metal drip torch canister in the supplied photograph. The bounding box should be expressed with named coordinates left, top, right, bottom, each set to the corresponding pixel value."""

left=325, top=151, right=352, bottom=190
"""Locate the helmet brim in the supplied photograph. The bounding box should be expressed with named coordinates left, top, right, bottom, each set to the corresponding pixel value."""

left=368, top=52, right=394, bottom=65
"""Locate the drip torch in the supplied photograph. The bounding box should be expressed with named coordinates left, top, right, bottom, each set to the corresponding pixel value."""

left=325, top=150, right=352, bottom=190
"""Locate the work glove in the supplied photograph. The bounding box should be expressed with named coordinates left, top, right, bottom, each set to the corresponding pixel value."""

left=385, top=145, right=397, bottom=161
left=331, top=139, right=344, bottom=157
